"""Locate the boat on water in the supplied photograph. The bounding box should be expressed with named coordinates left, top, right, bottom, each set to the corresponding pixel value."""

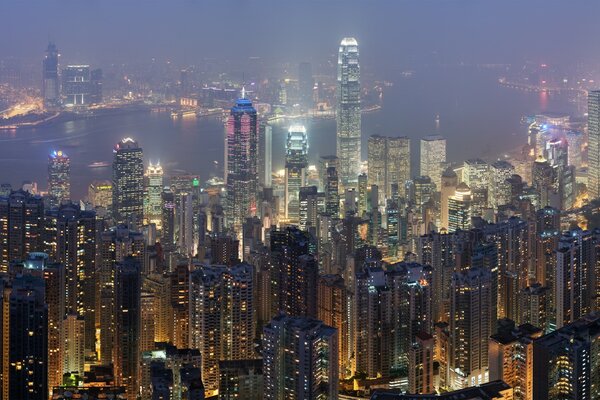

left=88, top=161, right=110, bottom=168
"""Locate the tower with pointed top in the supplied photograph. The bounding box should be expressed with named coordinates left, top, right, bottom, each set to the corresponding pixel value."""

left=225, top=92, right=259, bottom=236
left=336, top=37, right=361, bottom=187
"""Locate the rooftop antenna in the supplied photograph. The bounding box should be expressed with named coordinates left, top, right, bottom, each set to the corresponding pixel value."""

left=241, top=72, right=246, bottom=99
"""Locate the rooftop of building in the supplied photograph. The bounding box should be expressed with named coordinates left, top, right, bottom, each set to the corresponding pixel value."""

left=371, top=380, right=511, bottom=400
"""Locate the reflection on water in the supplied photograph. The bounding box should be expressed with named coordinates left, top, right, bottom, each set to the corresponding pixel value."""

left=0, top=66, right=576, bottom=199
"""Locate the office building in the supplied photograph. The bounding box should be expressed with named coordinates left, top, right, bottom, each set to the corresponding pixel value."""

left=88, top=180, right=112, bottom=210
left=588, top=91, right=600, bottom=199
left=259, top=123, right=273, bottom=189
left=489, top=161, right=514, bottom=210
left=43, top=42, right=60, bottom=108
left=62, top=65, right=91, bottom=106
left=263, top=315, right=338, bottom=400
left=145, top=162, right=163, bottom=229
left=225, top=93, right=259, bottom=236
left=368, top=135, right=411, bottom=202
left=48, top=150, right=70, bottom=206
left=112, top=138, right=144, bottom=226
left=440, top=168, right=458, bottom=231
left=298, top=62, right=314, bottom=110
left=447, top=183, right=472, bottom=232
left=336, top=37, right=361, bottom=185
left=420, top=135, right=446, bottom=189
left=285, top=125, right=309, bottom=222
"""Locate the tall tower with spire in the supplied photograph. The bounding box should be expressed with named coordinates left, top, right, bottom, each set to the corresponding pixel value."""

left=42, top=42, right=60, bottom=108
left=336, top=37, right=361, bottom=187
left=225, top=89, right=259, bottom=236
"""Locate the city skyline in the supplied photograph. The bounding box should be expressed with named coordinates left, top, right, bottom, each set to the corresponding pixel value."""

left=2, top=2, right=600, bottom=400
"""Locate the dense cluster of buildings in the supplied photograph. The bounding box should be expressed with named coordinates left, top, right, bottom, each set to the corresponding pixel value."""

left=2, top=37, right=600, bottom=400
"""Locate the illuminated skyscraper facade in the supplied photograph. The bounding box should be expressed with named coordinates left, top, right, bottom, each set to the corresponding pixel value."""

left=48, top=150, right=70, bottom=207
left=145, top=162, right=163, bottom=229
left=588, top=90, right=600, bottom=199
left=62, top=65, right=91, bottom=106
left=112, top=138, right=144, bottom=226
left=285, top=125, right=308, bottom=222
left=420, top=135, right=446, bottom=189
left=225, top=95, right=258, bottom=236
left=262, top=315, right=338, bottom=400
left=336, top=37, right=361, bottom=186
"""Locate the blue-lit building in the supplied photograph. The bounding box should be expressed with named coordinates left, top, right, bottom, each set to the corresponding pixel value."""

left=225, top=92, right=258, bottom=236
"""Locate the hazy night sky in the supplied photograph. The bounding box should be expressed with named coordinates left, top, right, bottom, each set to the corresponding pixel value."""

left=2, top=0, right=600, bottom=72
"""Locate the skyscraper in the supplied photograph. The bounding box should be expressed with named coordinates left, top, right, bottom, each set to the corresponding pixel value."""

left=533, top=313, right=600, bottom=400
left=112, top=138, right=144, bottom=226
left=189, top=263, right=255, bottom=396
left=270, top=227, right=318, bottom=318
left=336, top=37, right=361, bottom=186
left=0, top=190, right=45, bottom=273
left=225, top=93, right=259, bottom=236
left=8, top=274, right=48, bottom=400
left=318, top=274, right=349, bottom=378
left=420, top=135, right=446, bottom=189
left=62, top=65, right=91, bottom=106
left=285, top=125, right=309, bottom=222
left=298, top=62, right=314, bottom=110
left=588, top=91, right=600, bottom=199
left=448, top=267, right=494, bottom=390
left=113, top=257, right=141, bottom=400
left=262, top=315, right=338, bottom=400
left=145, top=162, right=163, bottom=229
left=42, top=42, right=60, bottom=108
left=368, top=135, right=411, bottom=203
left=48, top=150, right=70, bottom=207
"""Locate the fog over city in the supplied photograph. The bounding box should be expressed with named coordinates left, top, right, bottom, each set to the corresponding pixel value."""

left=3, top=2, right=600, bottom=400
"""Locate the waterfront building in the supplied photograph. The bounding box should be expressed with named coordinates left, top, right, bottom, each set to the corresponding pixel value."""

left=420, top=135, right=446, bottom=189
left=262, top=315, right=338, bottom=400
left=225, top=93, right=259, bottom=236
left=62, top=65, right=91, bottom=106
left=48, top=150, right=70, bottom=206
left=42, top=42, right=60, bottom=108
left=336, top=37, right=361, bottom=186
left=112, top=138, right=144, bottom=226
